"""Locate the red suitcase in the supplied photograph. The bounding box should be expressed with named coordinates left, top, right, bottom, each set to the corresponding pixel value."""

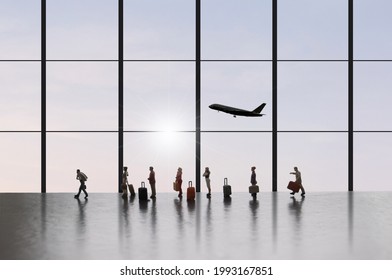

left=287, top=181, right=300, bottom=193
left=187, top=181, right=195, bottom=201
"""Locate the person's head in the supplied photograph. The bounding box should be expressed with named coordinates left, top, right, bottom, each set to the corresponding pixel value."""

left=205, top=167, right=209, bottom=171
left=76, top=169, right=80, bottom=174
left=149, top=166, right=154, bottom=171
left=123, top=166, right=128, bottom=171
left=294, top=166, right=298, bottom=171
left=178, top=167, right=182, bottom=172
left=251, top=166, right=256, bottom=171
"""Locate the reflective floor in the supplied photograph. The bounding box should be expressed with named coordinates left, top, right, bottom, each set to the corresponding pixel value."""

left=0, top=192, right=391, bottom=260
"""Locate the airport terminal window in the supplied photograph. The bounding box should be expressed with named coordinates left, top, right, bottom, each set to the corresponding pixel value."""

left=1, top=1, right=392, bottom=192
left=354, top=0, right=392, bottom=59
left=0, top=134, right=41, bottom=192
left=124, top=132, right=195, bottom=187
left=46, top=133, right=117, bottom=192
left=0, top=63, right=41, bottom=131
left=278, top=133, right=348, bottom=191
left=278, top=62, right=347, bottom=131
left=47, top=0, right=118, bottom=60
left=124, top=62, right=195, bottom=131
left=201, top=0, right=271, bottom=60
left=201, top=133, right=272, bottom=192
left=354, top=63, right=392, bottom=131
left=0, top=0, right=41, bottom=60
left=278, top=0, right=347, bottom=60
left=354, top=133, right=392, bottom=191
left=201, top=62, right=272, bottom=131
left=124, top=0, right=195, bottom=60
left=47, top=62, right=118, bottom=131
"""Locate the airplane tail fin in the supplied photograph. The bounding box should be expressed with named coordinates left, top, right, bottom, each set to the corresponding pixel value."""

left=252, top=103, right=266, bottom=114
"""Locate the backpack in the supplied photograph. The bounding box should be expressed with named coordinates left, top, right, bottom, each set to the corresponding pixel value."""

left=80, top=172, right=88, bottom=181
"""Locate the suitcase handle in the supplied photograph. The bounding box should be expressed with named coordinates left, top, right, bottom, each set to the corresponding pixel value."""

left=188, top=181, right=192, bottom=187
left=141, top=181, right=145, bottom=188
left=224, top=178, right=228, bottom=185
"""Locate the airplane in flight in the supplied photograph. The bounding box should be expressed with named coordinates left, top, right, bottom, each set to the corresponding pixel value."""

left=209, top=103, right=266, bottom=117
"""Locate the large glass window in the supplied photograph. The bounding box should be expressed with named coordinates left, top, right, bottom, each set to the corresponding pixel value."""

left=201, top=133, right=272, bottom=192
left=124, top=132, right=195, bottom=192
left=2, top=1, right=392, bottom=193
left=46, top=133, right=117, bottom=192
left=278, top=63, right=347, bottom=131
left=202, top=62, right=272, bottom=131
left=124, top=0, right=194, bottom=60
left=0, top=0, right=41, bottom=60
left=202, top=0, right=271, bottom=60
left=47, top=0, right=118, bottom=60
left=47, top=62, right=118, bottom=131
left=278, top=0, right=347, bottom=60
left=0, top=133, right=41, bottom=192
left=355, top=0, right=392, bottom=59
left=354, top=62, right=392, bottom=131
left=0, top=63, right=41, bottom=131
left=278, top=133, right=348, bottom=191
left=124, top=62, right=194, bottom=131
left=354, top=133, right=392, bottom=191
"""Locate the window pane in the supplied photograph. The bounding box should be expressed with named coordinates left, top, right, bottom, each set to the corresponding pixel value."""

left=0, top=133, right=40, bottom=192
left=202, top=133, right=272, bottom=192
left=202, top=0, right=271, bottom=60
left=47, top=62, right=118, bottom=131
left=47, top=133, right=117, bottom=192
left=0, top=0, right=40, bottom=60
left=0, top=63, right=41, bottom=130
left=355, top=133, right=392, bottom=191
left=355, top=0, right=392, bottom=59
left=124, top=62, right=194, bottom=131
left=354, top=62, right=392, bottom=131
left=279, top=0, right=347, bottom=60
left=124, top=0, right=194, bottom=60
left=124, top=132, right=195, bottom=192
left=278, top=63, right=347, bottom=131
left=278, top=133, right=348, bottom=191
left=47, top=0, right=117, bottom=60
left=202, top=62, right=272, bottom=131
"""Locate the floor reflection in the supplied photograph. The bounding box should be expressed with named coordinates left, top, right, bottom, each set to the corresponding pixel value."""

left=0, top=192, right=391, bottom=260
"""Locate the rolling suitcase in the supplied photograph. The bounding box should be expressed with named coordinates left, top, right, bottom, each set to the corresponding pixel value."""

left=287, top=181, right=300, bottom=193
left=128, top=183, right=135, bottom=196
left=138, top=182, right=148, bottom=201
left=187, top=181, right=195, bottom=201
left=223, top=178, right=232, bottom=197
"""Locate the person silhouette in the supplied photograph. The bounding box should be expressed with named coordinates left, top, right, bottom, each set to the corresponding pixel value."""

left=203, top=167, right=211, bottom=198
left=290, top=166, right=306, bottom=197
left=250, top=166, right=258, bottom=198
left=251, top=166, right=257, bottom=186
left=121, top=166, right=129, bottom=198
left=74, top=169, right=88, bottom=199
left=148, top=166, right=156, bottom=199
left=176, top=167, right=183, bottom=199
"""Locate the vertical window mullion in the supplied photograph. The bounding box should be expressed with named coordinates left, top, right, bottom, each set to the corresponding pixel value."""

left=41, top=0, right=46, bottom=193
left=348, top=0, right=353, bottom=191
left=196, top=0, right=201, bottom=192
left=119, top=0, right=124, bottom=193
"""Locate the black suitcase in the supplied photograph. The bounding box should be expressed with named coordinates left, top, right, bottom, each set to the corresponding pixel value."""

left=223, top=178, right=232, bottom=197
left=138, top=182, right=148, bottom=201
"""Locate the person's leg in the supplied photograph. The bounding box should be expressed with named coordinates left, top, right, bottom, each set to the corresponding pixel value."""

left=151, top=183, right=156, bottom=198
left=75, top=185, right=82, bottom=198
left=300, top=185, right=306, bottom=196
left=178, top=182, right=183, bottom=197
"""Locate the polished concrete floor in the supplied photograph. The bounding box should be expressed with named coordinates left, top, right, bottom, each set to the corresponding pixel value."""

left=0, top=192, right=391, bottom=260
